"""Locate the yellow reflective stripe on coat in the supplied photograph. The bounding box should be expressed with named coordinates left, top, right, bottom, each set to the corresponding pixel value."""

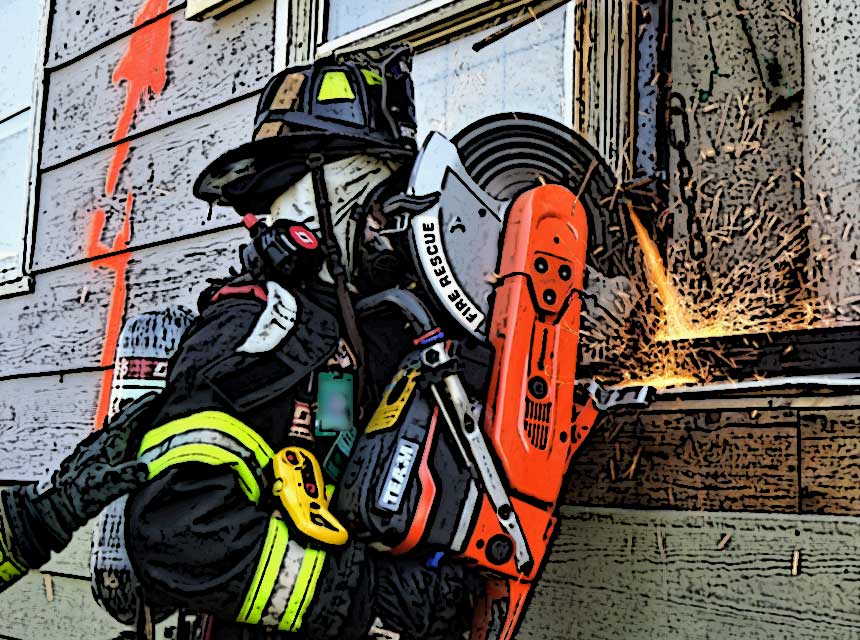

left=139, top=411, right=274, bottom=467
left=0, top=528, right=26, bottom=587
left=237, top=518, right=290, bottom=624
left=146, top=443, right=262, bottom=503
left=278, top=547, right=326, bottom=631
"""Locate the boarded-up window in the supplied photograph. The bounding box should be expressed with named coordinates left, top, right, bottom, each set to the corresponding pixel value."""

left=0, top=0, right=44, bottom=291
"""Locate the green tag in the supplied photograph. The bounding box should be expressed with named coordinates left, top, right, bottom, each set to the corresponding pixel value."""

left=315, top=371, right=354, bottom=436
left=323, top=427, right=356, bottom=481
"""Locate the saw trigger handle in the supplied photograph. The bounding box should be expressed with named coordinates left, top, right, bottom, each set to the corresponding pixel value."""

left=272, top=447, right=349, bottom=546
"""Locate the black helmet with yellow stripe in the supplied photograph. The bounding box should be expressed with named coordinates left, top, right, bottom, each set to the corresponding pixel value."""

left=194, top=46, right=417, bottom=209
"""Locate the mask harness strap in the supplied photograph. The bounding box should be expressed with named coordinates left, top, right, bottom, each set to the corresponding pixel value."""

left=306, top=154, right=369, bottom=411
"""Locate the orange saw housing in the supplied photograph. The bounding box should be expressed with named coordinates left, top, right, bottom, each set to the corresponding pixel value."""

left=463, top=184, right=597, bottom=639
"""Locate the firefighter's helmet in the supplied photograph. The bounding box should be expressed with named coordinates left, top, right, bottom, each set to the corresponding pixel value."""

left=194, top=47, right=417, bottom=209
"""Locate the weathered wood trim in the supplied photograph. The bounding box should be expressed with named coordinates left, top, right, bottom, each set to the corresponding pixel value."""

left=318, top=0, right=537, bottom=56
left=34, top=95, right=256, bottom=272
left=0, top=228, right=244, bottom=379
left=41, top=0, right=275, bottom=169
left=2, top=0, right=50, bottom=296
left=186, top=0, right=255, bottom=21
left=47, top=0, right=185, bottom=68
left=283, top=0, right=326, bottom=66
left=799, top=408, right=860, bottom=515
left=566, top=408, right=800, bottom=512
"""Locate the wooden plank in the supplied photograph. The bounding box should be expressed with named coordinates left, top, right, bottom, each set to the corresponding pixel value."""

left=519, top=506, right=860, bottom=639
left=565, top=408, right=800, bottom=512
left=47, top=0, right=184, bottom=68
left=34, top=96, right=256, bottom=271
left=41, top=0, right=275, bottom=169
left=0, top=372, right=100, bottom=482
left=0, top=227, right=243, bottom=379
left=799, top=409, right=860, bottom=515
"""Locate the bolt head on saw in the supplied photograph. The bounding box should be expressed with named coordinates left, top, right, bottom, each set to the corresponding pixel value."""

left=405, top=112, right=620, bottom=339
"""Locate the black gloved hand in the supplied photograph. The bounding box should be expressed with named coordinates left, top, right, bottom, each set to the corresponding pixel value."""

left=2, top=392, right=158, bottom=568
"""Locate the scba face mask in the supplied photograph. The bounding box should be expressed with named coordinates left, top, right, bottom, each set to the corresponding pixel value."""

left=268, top=155, right=400, bottom=284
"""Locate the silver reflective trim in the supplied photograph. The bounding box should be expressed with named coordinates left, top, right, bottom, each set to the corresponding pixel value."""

left=139, top=428, right=267, bottom=488
left=260, top=539, right=306, bottom=627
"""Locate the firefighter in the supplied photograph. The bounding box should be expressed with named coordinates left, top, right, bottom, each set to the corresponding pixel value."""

left=124, top=48, right=478, bottom=639
left=0, top=393, right=155, bottom=594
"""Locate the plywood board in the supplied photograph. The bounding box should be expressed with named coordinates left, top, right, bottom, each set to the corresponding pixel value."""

left=519, top=506, right=860, bottom=639
left=799, top=409, right=860, bottom=515
left=566, top=409, right=800, bottom=512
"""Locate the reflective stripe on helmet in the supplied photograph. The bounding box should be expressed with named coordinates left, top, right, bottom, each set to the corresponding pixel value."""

left=317, top=71, right=355, bottom=102
left=360, top=68, right=382, bottom=86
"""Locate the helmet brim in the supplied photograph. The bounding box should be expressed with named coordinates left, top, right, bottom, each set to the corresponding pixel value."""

left=194, top=132, right=416, bottom=207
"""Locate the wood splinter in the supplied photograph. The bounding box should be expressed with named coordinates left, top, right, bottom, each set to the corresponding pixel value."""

left=717, top=532, right=732, bottom=550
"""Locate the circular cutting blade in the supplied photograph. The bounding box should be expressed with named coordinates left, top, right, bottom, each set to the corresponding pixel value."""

left=408, top=112, right=621, bottom=338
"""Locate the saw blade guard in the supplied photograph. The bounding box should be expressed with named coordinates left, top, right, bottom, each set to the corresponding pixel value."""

left=406, top=112, right=622, bottom=339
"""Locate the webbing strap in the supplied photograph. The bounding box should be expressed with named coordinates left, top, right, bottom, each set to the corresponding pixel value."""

left=237, top=518, right=290, bottom=624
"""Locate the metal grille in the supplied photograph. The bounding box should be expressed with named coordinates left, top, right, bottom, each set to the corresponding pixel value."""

left=524, top=398, right=552, bottom=450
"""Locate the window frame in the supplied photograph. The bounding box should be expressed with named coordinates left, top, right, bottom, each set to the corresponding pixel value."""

left=275, top=0, right=644, bottom=179
left=0, top=0, right=51, bottom=298
left=186, top=0, right=255, bottom=21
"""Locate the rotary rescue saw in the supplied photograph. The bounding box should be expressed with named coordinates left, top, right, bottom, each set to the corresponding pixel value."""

left=334, top=112, right=654, bottom=640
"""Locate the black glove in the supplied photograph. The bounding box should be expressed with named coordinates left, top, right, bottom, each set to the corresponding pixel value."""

left=2, top=392, right=157, bottom=569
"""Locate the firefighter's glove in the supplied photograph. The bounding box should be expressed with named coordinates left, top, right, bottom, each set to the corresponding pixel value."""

left=1, top=393, right=157, bottom=569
